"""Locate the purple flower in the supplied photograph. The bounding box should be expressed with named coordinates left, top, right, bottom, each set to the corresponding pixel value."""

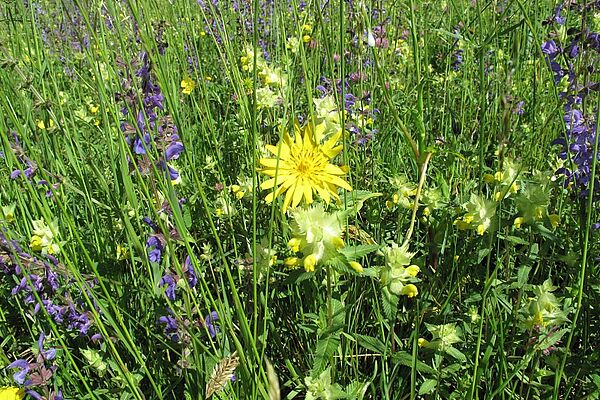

left=165, top=142, right=184, bottom=160
left=159, top=274, right=176, bottom=300
left=158, top=312, right=179, bottom=341
left=10, top=170, right=22, bottom=179
left=8, top=359, right=30, bottom=385
left=183, top=256, right=197, bottom=288
left=542, top=40, right=559, bottom=58
left=513, top=101, right=525, bottom=115
left=38, top=332, right=56, bottom=361
left=205, top=311, right=219, bottom=338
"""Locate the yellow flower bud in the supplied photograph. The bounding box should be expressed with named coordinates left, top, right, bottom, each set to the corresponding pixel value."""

left=418, top=338, right=429, bottom=348
left=288, top=238, right=302, bottom=252
left=284, top=257, right=299, bottom=268
left=401, top=283, right=418, bottom=298
left=332, top=236, right=345, bottom=249
left=494, top=171, right=504, bottom=182
left=303, top=254, right=317, bottom=272
left=548, top=214, right=559, bottom=229
left=30, top=235, right=43, bottom=251
left=483, top=174, right=495, bottom=184
left=476, top=224, right=486, bottom=236
left=514, top=217, right=525, bottom=229
left=349, top=261, right=363, bottom=273
left=406, top=265, right=420, bottom=277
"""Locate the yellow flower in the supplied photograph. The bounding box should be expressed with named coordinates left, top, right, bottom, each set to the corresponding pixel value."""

left=349, top=261, right=363, bottom=273
left=303, top=254, right=317, bottom=272
left=0, top=387, right=25, bottom=400
left=258, top=122, right=352, bottom=212
left=181, top=77, right=195, bottom=95
left=400, top=283, right=418, bottom=298
left=514, top=217, right=525, bottom=229
left=30, top=235, right=43, bottom=251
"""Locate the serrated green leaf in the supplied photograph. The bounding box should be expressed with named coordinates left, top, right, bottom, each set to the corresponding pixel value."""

left=418, top=379, right=438, bottom=395
left=283, top=269, right=314, bottom=284
left=444, top=346, right=467, bottom=362
left=312, top=332, right=341, bottom=375
left=339, top=244, right=380, bottom=260
left=381, top=286, right=399, bottom=320
left=392, top=351, right=436, bottom=374
left=355, top=334, right=386, bottom=353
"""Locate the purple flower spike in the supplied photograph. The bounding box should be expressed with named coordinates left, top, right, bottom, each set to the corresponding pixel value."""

left=8, top=359, right=30, bottom=385
left=165, top=142, right=184, bottom=160
left=205, top=311, right=220, bottom=338
left=542, top=40, right=559, bottom=58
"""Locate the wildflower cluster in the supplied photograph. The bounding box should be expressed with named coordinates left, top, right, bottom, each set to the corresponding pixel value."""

left=1, top=230, right=99, bottom=337
left=285, top=205, right=349, bottom=273
left=315, top=77, right=378, bottom=147
left=240, top=45, right=287, bottom=109
left=380, top=242, right=420, bottom=298
left=116, top=52, right=183, bottom=182
left=7, top=134, right=61, bottom=198
left=7, top=333, right=63, bottom=400
left=29, top=219, right=61, bottom=255
left=454, top=193, right=497, bottom=235
left=542, top=2, right=600, bottom=197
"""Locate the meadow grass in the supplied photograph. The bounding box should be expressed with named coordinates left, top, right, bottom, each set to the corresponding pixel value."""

left=0, top=0, right=599, bottom=399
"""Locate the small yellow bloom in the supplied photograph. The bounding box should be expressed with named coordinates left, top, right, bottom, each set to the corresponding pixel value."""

left=89, top=104, right=100, bottom=114
left=303, top=254, right=317, bottom=272
left=476, top=224, right=486, bottom=236
left=349, top=261, right=363, bottom=273
left=181, top=77, right=196, bottom=95
left=2, top=203, right=16, bottom=222
left=0, top=387, right=25, bottom=400
left=288, top=238, right=301, bottom=252
left=284, top=257, right=300, bottom=268
left=303, top=34, right=311, bottom=43
left=331, top=236, right=345, bottom=249
left=116, top=244, right=130, bottom=261
left=406, top=265, right=420, bottom=277
left=548, top=214, right=560, bottom=229
left=401, top=283, right=418, bottom=298
left=30, top=235, right=43, bottom=251
left=418, top=338, right=429, bottom=348
left=37, top=120, right=46, bottom=130
left=514, top=217, right=525, bottom=229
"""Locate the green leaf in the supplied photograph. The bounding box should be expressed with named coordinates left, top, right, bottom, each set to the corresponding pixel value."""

left=312, top=332, right=341, bottom=375
left=392, top=352, right=436, bottom=374
left=477, top=248, right=490, bottom=264
left=418, top=379, right=438, bottom=395
left=381, top=286, right=399, bottom=320
left=283, top=270, right=314, bottom=284
left=339, top=244, right=380, bottom=260
left=355, top=334, right=386, bottom=354
left=444, top=346, right=467, bottom=362
left=345, top=381, right=370, bottom=400
left=517, top=266, right=531, bottom=287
